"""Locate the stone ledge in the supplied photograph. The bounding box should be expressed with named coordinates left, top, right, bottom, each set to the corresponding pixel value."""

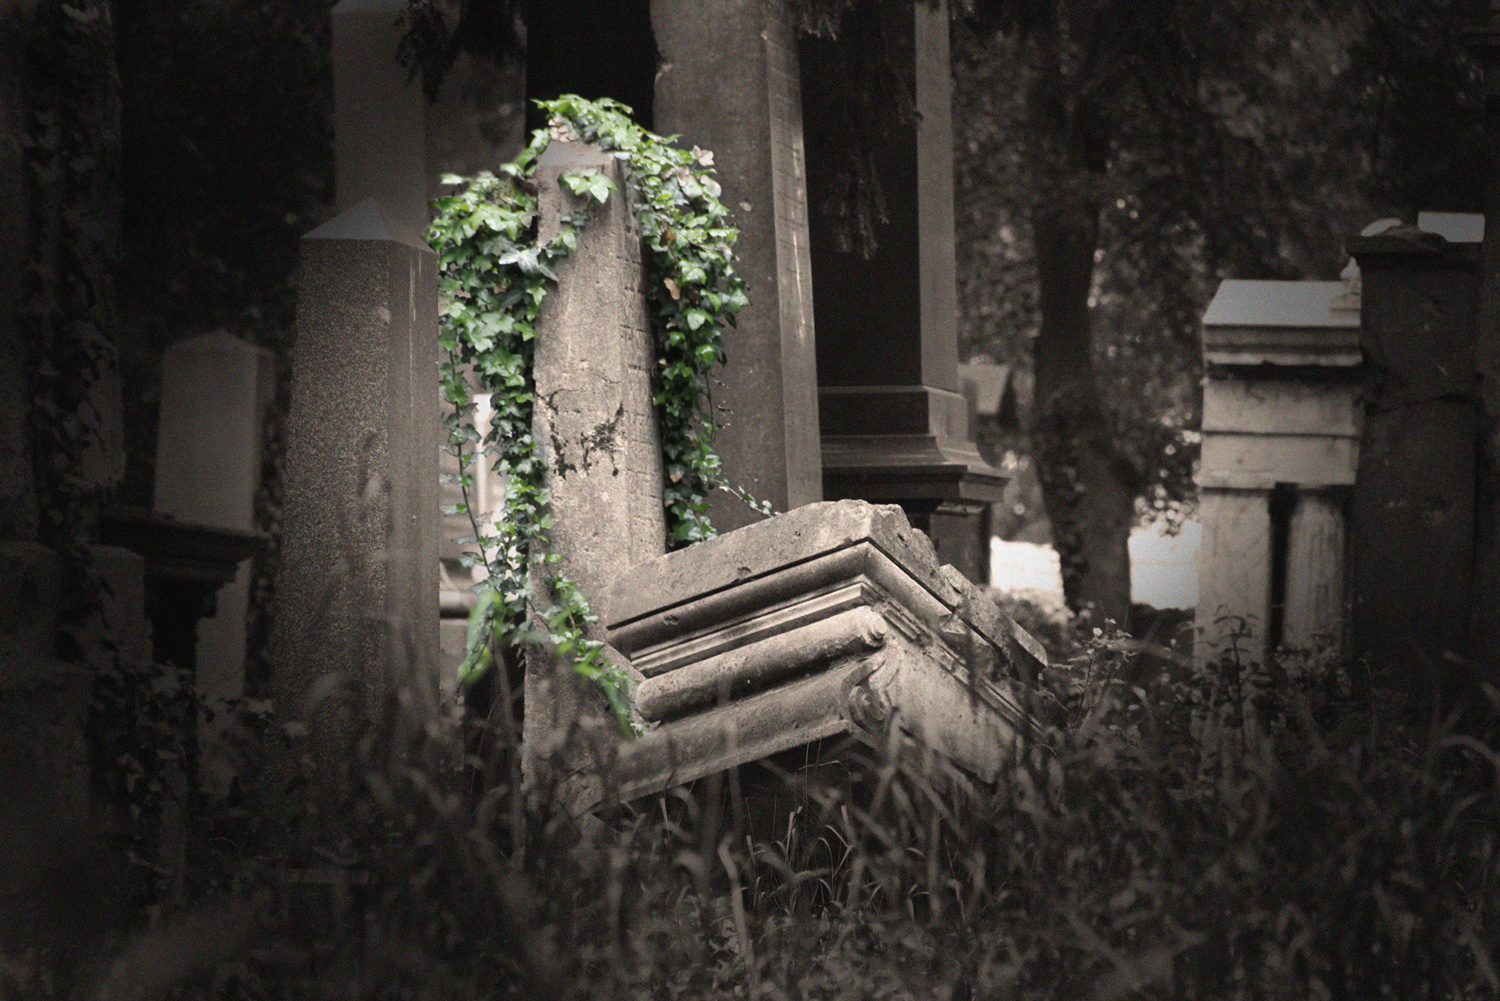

left=553, top=500, right=1047, bottom=813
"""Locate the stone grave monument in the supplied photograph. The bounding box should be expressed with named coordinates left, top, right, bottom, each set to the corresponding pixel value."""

left=801, top=0, right=1004, bottom=583
left=1347, top=220, right=1481, bottom=678
left=517, top=140, right=1044, bottom=813
left=1196, top=275, right=1362, bottom=665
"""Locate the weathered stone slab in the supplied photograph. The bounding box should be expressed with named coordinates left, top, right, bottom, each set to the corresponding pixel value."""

left=553, top=500, right=1045, bottom=811
left=1198, top=433, right=1359, bottom=490
left=1194, top=489, right=1273, bottom=665
left=523, top=141, right=667, bottom=786
left=1283, top=491, right=1346, bottom=651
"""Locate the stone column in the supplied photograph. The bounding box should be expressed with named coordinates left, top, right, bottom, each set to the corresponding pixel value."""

left=800, top=0, right=1002, bottom=581
left=523, top=142, right=667, bottom=782
left=1194, top=490, right=1273, bottom=666
left=1349, top=229, right=1479, bottom=681
left=653, top=0, right=823, bottom=532
left=154, top=332, right=274, bottom=707
left=273, top=198, right=439, bottom=762
left=1282, top=491, right=1347, bottom=651
left=332, top=0, right=429, bottom=235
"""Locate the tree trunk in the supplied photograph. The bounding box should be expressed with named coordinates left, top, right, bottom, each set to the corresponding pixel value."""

left=1029, top=206, right=1135, bottom=629
left=1024, top=38, right=1135, bottom=629
left=0, top=0, right=39, bottom=540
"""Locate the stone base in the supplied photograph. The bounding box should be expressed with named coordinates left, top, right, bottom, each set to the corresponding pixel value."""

left=547, top=500, right=1045, bottom=813
left=820, top=433, right=1003, bottom=585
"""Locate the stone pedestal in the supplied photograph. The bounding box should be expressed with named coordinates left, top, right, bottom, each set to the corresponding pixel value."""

left=98, top=508, right=266, bottom=678
left=523, top=142, right=667, bottom=783
left=154, top=332, right=273, bottom=705
left=1349, top=229, right=1480, bottom=678
left=653, top=0, right=823, bottom=531
left=801, top=0, right=1001, bottom=581
left=273, top=198, right=439, bottom=759
left=567, top=500, right=1045, bottom=812
left=1196, top=279, right=1363, bottom=666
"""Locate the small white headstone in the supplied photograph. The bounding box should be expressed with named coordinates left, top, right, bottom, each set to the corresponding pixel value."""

left=155, top=332, right=273, bottom=705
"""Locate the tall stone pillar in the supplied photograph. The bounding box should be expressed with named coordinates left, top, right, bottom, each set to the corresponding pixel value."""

left=653, top=0, right=823, bottom=532
left=273, top=199, right=439, bottom=764
left=801, top=0, right=1002, bottom=582
left=523, top=143, right=666, bottom=789
left=1349, top=228, right=1480, bottom=683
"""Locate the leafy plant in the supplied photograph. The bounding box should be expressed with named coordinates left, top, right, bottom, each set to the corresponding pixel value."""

left=424, top=95, right=753, bottom=729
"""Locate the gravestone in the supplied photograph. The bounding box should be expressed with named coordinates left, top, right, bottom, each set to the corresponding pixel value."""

left=801, top=0, right=1003, bottom=583
left=653, top=0, right=824, bottom=532
left=273, top=198, right=439, bottom=764
left=509, top=145, right=1044, bottom=812
left=1348, top=225, right=1480, bottom=679
left=1197, top=277, right=1362, bottom=665
left=522, top=142, right=667, bottom=783
left=589, top=499, right=1045, bottom=810
left=154, top=332, right=274, bottom=707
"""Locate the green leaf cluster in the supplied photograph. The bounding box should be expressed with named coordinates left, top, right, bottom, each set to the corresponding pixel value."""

left=425, top=95, right=756, bottom=731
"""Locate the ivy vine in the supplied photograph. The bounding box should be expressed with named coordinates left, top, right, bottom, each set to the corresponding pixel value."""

left=425, top=95, right=761, bottom=735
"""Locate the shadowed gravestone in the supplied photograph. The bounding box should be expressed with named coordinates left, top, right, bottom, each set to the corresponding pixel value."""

left=154, top=332, right=274, bottom=708
left=1349, top=226, right=1480, bottom=679
left=801, top=0, right=1003, bottom=582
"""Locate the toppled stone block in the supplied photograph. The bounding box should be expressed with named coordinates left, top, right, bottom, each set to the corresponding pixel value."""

left=556, top=500, right=1045, bottom=811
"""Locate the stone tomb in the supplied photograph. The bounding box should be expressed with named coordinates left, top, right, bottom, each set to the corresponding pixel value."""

left=1196, top=276, right=1362, bottom=665
left=555, top=499, right=1046, bottom=811
left=511, top=143, right=1044, bottom=811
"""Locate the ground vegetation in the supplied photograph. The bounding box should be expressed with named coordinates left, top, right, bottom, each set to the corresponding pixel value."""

left=13, top=623, right=1497, bottom=1000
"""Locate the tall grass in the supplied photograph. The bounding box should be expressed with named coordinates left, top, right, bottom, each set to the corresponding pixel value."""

left=50, top=625, right=1500, bottom=1001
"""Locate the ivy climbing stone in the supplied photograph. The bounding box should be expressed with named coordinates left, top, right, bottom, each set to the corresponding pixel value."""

left=425, top=95, right=761, bottom=734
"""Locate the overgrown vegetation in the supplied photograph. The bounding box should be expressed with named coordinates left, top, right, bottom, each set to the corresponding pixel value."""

left=19, top=622, right=1497, bottom=1000
left=425, top=96, right=755, bottom=729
